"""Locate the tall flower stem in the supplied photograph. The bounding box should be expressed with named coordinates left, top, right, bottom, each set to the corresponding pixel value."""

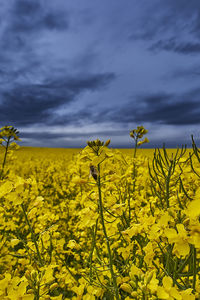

left=0, top=136, right=11, bottom=179
left=0, top=126, right=20, bottom=180
left=192, top=245, right=196, bottom=291
left=97, top=164, right=120, bottom=300
left=21, top=203, right=43, bottom=267
left=133, top=138, right=138, bottom=159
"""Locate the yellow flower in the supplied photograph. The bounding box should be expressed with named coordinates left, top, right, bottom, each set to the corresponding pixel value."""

left=165, top=224, right=190, bottom=257
left=147, top=271, right=159, bottom=294
left=10, top=238, right=20, bottom=247
left=0, top=181, right=13, bottom=197
left=186, top=190, right=200, bottom=219
left=129, top=264, right=143, bottom=280
left=40, top=265, right=55, bottom=285
left=157, top=276, right=181, bottom=299
left=180, top=288, right=195, bottom=300
left=7, top=280, right=28, bottom=299
left=143, top=242, right=155, bottom=265
left=0, top=273, right=11, bottom=295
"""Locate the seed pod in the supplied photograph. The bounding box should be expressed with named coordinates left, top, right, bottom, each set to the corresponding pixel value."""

left=104, top=139, right=111, bottom=147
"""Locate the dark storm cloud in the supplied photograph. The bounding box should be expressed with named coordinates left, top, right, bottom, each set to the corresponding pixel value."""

left=129, top=0, right=200, bottom=55
left=0, top=0, right=71, bottom=89
left=150, top=39, right=200, bottom=55
left=11, top=0, right=69, bottom=33
left=0, top=0, right=116, bottom=132
left=1, top=0, right=200, bottom=148
left=165, top=65, right=200, bottom=80
left=21, top=129, right=125, bottom=140
left=129, top=14, right=172, bottom=42
left=0, top=0, right=69, bottom=54
left=133, top=93, right=200, bottom=125
left=101, top=89, right=200, bottom=126
left=0, top=73, right=115, bottom=126
left=50, top=87, right=200, bottom=127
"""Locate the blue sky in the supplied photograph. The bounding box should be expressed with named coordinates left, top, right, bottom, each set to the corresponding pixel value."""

left=1, top=0, right=200, bottom=148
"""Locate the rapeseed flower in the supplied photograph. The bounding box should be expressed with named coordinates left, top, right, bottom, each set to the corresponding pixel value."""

left=165, top=224, right=190, bottom=257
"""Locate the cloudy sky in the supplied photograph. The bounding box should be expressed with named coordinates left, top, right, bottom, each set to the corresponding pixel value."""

left=1, top=0, right=200, bottom=148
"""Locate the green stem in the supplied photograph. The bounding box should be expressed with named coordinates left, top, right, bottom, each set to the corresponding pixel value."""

left=165, top=161, right=173, bottom=208
left=126, top=184, right=131, bottom=226
left=134, top=139, right=138, bottom=158
left=165, top=245, right=172, bottom=274
left=173, top=257, right=178, bottom=285
left=0, top=136, right=11, bottom=179
left=97, top=164, right=120, bottom=300
left=132, top=140, right=138, bottom=220
left=192, top=246, right=196, bottom=291
left=21, top=203, right=43, bottom=266
left=89, top=219, right=98, bottom=283
left=34, top=284, right=40, bottom=300
left=133, top=139, right=137, bottom=183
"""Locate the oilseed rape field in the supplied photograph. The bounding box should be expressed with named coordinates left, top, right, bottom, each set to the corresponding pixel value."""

left=0, top=126, right=200, bottom=300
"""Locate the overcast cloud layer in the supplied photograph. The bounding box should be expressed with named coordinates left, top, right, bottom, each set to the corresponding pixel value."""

left=1, top=0, right=200, bottom=148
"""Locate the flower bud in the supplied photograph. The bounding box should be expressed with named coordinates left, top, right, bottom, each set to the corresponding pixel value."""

left=131, top=291, right=138, bottom=297
left=25, top=270, right=31, bottom=279
left=146, top=270, right=154, bottom=285
left=120, top=283, right=133, bottom=294
left=27, top=289, right=34, bottom=294
left=50, top=282, right=59, bottom=290
left=104, top=139, right=111, bottom=147
left=130, top=131, right=135, bottom=138
left=31, top=270, right=38, bottom=281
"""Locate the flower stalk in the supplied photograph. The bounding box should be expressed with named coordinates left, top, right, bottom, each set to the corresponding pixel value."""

left=21, top=203, right=44, bottom=267
left=97, top=163, right=120, bottom=300
left=87, top=139, right=120, bottom=299
left=0, top=126, right=20, bottom=180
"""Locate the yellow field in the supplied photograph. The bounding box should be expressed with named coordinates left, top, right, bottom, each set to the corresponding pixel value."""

left=7, top=146, right=193, bottom=161
left=0, top=142, right=199, bottom=299
left=119, top=148, right=192, bottom=158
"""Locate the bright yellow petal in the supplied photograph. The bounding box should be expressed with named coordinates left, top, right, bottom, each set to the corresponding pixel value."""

left=187, top=198, right=200, bottom=219
left=175, top=242, right=190, bottom=258
left=176, top=224, right=187, bottom=238
left=169, top=287, right=182, bottom=300
left=165, top=228, right=178, bottom=243
left=0, top=181, right=13, bottom=197
left=163, top=276, right=172, bottom=291
left=157, top=286, right=169, bottom=299
left=22, top=296, right=34, bottom=300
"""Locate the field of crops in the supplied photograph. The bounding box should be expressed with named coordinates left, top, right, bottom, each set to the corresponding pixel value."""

left=0, top=126, right=200, bottom=299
